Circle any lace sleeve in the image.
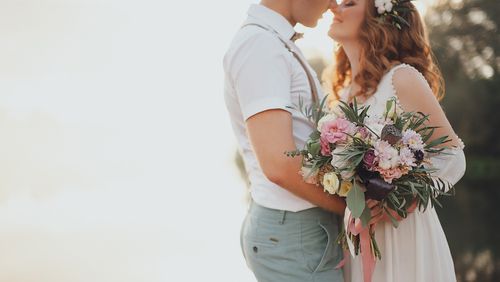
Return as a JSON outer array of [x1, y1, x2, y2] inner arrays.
[[427, 137, 466, 191]]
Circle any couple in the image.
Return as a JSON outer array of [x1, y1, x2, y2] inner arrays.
[[223, 0, 466, 281]]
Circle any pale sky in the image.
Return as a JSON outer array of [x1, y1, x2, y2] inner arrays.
[[0, 0, 437, 281]]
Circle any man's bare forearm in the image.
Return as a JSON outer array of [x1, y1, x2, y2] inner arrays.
[[272, 157, 346, 215]]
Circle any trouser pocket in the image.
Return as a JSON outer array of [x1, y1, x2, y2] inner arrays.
[[301, 221, 340, 273]]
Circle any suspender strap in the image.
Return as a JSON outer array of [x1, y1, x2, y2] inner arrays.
[[240, 22, 319, 105]]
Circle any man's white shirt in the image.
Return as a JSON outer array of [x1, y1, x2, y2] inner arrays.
[[223, 4, 325, 212]]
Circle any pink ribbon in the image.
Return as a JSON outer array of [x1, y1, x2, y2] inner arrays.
[[358, 224, 376, 282], [336, 200, 419, 281], [336, 208, 376, 282]]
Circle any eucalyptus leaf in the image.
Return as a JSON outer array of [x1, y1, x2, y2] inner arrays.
[[360, 205, 372, 227], [347, 181, 366, 218]]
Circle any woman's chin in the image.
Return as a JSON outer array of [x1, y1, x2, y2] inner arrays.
[[328, 28, 340, 40], [328, 27, 351, 42]]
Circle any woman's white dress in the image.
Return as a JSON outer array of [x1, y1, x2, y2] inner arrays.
[[341, 64, 466, 282]]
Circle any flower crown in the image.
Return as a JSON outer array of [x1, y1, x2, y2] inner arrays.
[[375, 0, 414, 30]]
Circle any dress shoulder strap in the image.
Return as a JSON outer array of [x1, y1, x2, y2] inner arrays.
[[387, 63, 430, 97]]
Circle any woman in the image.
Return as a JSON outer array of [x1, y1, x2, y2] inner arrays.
[[328, 0, 466, 281]]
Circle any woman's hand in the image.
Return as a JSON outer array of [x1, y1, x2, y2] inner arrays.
[[367, 199, 385, 225], [367, 198, 418, 225]]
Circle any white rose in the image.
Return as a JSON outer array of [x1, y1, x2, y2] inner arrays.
[[377, 6, 386, 14], [322, 172, 340, 195], [331, 147, 356, 180], [331, 147, 347, 167]]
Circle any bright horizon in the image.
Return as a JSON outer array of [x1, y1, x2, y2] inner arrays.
[[0, 0, 442, 281]]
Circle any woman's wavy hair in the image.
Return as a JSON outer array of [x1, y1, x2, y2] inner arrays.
[[331, 0, 444, 101]]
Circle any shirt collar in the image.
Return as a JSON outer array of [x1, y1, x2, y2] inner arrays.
[[246, 4, 296, 41]]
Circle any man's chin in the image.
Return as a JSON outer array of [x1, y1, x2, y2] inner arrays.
[[302, 21, 319, 28]]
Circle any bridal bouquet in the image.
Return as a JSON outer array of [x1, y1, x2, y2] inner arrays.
[[286, 95, 454, 273]]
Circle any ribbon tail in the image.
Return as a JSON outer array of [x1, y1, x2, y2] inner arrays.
[[344, 207, 356, 257], [360, 227, 376, 282], [335, 249, 352, 270]]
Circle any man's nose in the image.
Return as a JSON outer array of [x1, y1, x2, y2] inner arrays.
[[330, 0, 338, 9], [329, 0, 339, 12]]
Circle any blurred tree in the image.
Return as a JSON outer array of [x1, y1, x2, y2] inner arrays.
[[426, 0, 500, 156], [426, 1, 500, 281]]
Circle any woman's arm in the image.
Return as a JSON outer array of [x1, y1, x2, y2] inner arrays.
[[392, 66, 463, 149], [368, 66, 467, 223], [246, 109, 346, 215], [393, 66, 466, 186]]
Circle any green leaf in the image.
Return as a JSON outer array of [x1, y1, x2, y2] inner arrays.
[[309, 141, 321, 156], [309, 131, 321, 140], [385, 99, 392, 119], [347, 181, 365, 218], [385, 208, 400, 228], [360, 205, 372, 227], [425, 135, 450, 149]]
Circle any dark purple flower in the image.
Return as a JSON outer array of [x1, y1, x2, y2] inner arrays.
[[363, 149, 376, 170], [414, 150, 424, 164], [357, 165, 377, 182], [365, 177, 396, 201]]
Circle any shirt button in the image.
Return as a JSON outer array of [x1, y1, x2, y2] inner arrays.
[[253, 246, 258, 253]]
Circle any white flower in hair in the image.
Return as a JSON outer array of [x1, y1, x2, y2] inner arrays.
[[375, 0, 394, 14], [385, 1, 393, 11]]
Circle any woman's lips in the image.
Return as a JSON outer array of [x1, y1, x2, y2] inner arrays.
[[333, 17, 343, 24]]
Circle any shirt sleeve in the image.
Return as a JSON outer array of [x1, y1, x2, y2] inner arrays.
[[232, 32, 293, 121]]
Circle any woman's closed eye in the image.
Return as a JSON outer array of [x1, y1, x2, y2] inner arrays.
[[342, 0, 355, 7]]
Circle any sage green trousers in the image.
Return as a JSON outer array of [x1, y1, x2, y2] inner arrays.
[[240, 200, 344, 282]]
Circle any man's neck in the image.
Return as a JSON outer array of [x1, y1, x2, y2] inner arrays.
[[260, 0, 297, 26]]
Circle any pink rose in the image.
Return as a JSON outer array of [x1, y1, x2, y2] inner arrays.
[[320, 136, 331, 156], [320, 118, 356, 145]]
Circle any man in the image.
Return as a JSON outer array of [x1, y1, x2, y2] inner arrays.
[[223, 1, 345, 281]]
